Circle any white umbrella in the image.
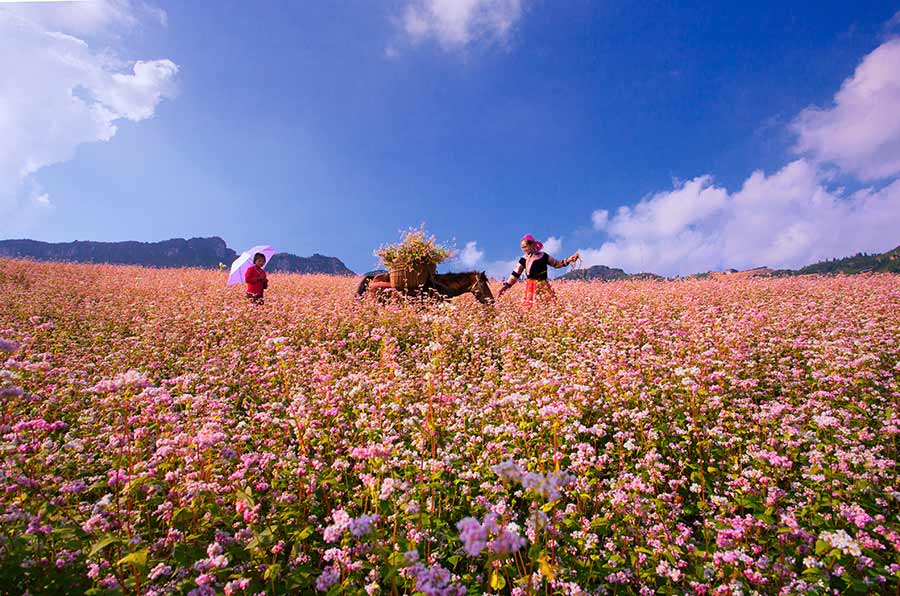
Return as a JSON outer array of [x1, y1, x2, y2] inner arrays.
[[227, 245, 276, 287]]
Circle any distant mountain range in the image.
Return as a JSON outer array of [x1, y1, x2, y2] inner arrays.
[[559, 264, 663, 281], [0, 237, 354, 275], [559, 245, 900, 281], [267, 253, 353, 275]]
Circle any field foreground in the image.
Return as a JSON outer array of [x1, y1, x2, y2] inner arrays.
[[1, 259, 899, 595]]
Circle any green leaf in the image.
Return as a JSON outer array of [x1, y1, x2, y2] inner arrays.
[[537, 552, 555, 580], [295, 525, 314, 541], [265, 563, 282, 580], [52, 525, 77, 540], [117, 548, 148, 568], [256, 527, 275, 547], [89, 535, 121, 557], [489, 570, 506, 590], [814, 540, 830, 555], [850, 579, 869, 592]]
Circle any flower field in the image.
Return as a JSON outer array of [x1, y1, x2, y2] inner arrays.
[[1, 258, 899, 596]]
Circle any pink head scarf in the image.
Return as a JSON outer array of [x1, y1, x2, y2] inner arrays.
[[521, 234, 543, 253]]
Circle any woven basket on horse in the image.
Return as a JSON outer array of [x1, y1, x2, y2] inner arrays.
[[389, 262, 435, 290]]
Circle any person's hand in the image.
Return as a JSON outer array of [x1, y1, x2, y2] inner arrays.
[[497, 283, 510, 299], [567, 253, 580, 265]]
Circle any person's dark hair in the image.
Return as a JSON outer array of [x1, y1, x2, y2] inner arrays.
[[253, 252, 266, 264]]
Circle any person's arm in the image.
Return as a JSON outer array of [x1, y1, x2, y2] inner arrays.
[[548, 254, 579, 268], [498, 261, 525, 297], [547, 254, 566, 268], [245, 267, 260, 283]]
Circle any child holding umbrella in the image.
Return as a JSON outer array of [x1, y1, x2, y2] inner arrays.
[[245, 252, 269, 304]]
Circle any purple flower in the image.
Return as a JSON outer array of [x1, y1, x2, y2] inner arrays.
[[148, 563, 172, 581], [402, 562, 466, 596], [316, 566, 340, 591], [349, 514, 377, 537], [490, 524, 526, 555], [456, 517, 487, 556], [107, 469, 129, 488]]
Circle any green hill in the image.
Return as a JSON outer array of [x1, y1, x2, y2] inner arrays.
[[796, 245, 900, 275]]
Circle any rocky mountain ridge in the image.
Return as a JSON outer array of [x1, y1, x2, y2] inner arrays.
[[0, 237, 354, 275]]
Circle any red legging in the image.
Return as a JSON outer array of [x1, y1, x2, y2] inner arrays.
[[523, 279, 556, 307]]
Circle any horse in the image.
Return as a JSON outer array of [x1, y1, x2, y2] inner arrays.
[[355, 271, 495, 305]]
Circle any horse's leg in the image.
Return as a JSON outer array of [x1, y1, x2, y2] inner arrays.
[[425, 276, 460, 302], [379, 287, 406, 304], [365, 284, 393, 304], [355, 274, 375, 299]]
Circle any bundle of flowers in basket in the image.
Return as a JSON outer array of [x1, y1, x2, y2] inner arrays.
[[375, 226, 454, 289]]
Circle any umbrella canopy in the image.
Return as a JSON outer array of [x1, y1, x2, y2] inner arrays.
[[227, 245, 276, 286]]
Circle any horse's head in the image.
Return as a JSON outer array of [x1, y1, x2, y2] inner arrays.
[[472, 271, 495, 305]]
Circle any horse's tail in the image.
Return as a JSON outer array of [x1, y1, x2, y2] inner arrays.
[[355, 274, 376, 299]]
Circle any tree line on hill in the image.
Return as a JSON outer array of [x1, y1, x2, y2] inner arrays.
[[559, 244, 900, 281]]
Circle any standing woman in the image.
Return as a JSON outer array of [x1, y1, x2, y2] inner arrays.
[[497, 234, 578, 305]]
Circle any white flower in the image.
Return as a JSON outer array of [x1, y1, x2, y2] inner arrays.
[[819, 530, 862, 557]]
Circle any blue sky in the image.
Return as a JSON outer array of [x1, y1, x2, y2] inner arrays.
[[2, 1, 900, 275]]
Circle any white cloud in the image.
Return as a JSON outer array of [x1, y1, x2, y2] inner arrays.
[[484, 257, 520, 280], [0, 2, 177, 227], [1, 0, 132, 35], [0, 0, 167, 36], [591, 209, 609, 230], [606, 176, 728, 242], [578, 160, 900, 276], [578, 38, 900, 276], [400, 0, 523, 50], [792, 38, 900, 180], [457, 240, 484, 267], [100, 59, 179, 120], [452, 240, 516, 279], [542, 235, 562, 255]]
